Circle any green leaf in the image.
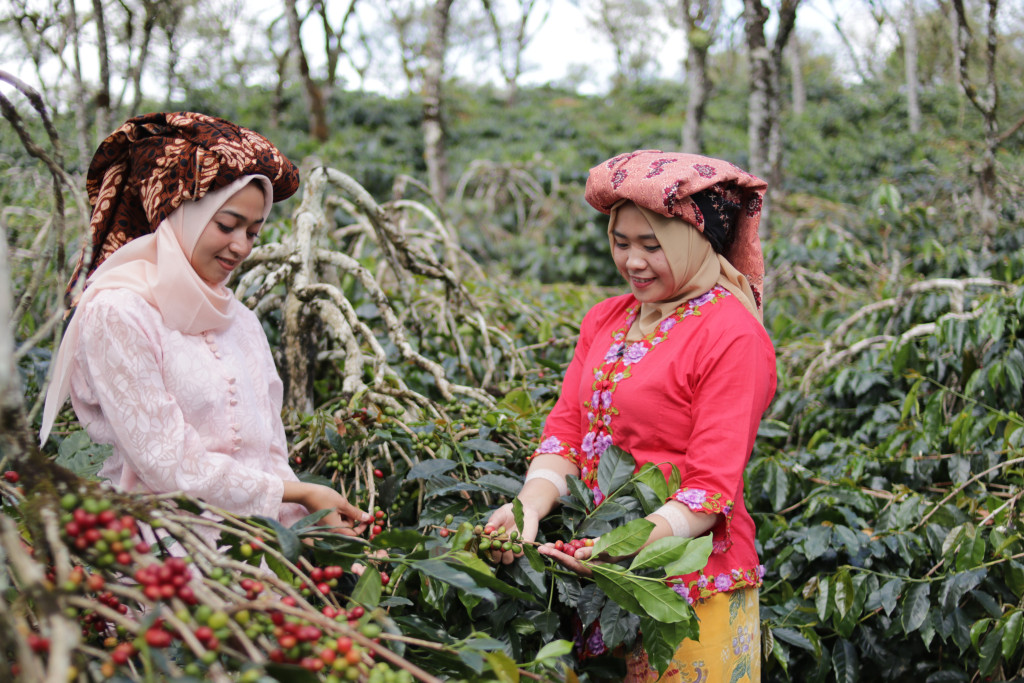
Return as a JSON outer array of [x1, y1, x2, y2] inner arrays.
[[634, 463, 670, 500], [54, 431, 112, 478], [1001, 610, 1022, 660], [979, 627, 1003, 678], [460, 438, 508, 456], [879, 577, 903, 616], [253, 516, 301, 563], [512, 498, 525, 536], [831, 639, 857, 683], [833, 569, 855, 617], [412, 558, 496, 603], [803, 524, 832, 561], [662, 534, 713, 577], [406, 459, 457, 480], [592, 519, 654, 557], [641, 617, 698, 676], [523, 544, 545, 573], [530, 639, 573, 663], [485, 650, 519, 683], [900, 582, 931, 634], [590, 566, 644, 615], [629, 536, 691, 572], [448, 552, 540, 603], [287, 509, 331, 532], [599, 599, 635, 648], [597, 445, 636, 495], [815, 577, 831, 622], [477, 474, 525, 497], [351, 566, 382, 608], [592, 565, 693, 624], [970, 618, 991, 651], [370, 529, 430, 549], [564, 475, 592, 509]]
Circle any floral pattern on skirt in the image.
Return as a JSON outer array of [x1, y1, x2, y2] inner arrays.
[[624, 586, 761, 683]]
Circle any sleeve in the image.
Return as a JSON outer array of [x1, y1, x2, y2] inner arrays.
[[669, 327, 776, 522], [529, 303, 606, 469], [73, 298, 285, 519]]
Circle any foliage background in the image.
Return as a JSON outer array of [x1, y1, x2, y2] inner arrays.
[[3, 0, 1024, 681]]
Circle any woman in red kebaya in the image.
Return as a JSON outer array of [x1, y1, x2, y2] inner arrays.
[[488, 151, 777, 683]]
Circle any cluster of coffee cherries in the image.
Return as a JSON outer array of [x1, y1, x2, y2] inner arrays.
[[473, 523, 523, 557], [296, 564, 345, 597], [368, 508, 387, 541], [266, 597, 387, 679], [552, 538, 595, 555], [58, 492, 149, 569], [133, 556, 198, 604]]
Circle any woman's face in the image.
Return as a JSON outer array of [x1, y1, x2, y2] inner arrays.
[[611, 203, 675, 303], [189, 182, 266, 285]]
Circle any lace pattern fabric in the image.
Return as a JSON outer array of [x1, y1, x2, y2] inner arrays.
[[70, 288, 308, 531]]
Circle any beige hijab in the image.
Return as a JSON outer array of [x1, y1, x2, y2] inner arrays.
[[608, 200, 760, 340], [39, 175, 273, 444]]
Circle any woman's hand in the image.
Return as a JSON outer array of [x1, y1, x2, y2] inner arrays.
[[282, 482, 370, 536], [484, 501, 540, 565], [538, 542, 594, 577]]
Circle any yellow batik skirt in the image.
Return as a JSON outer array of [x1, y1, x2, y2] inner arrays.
[[623, 586, 761, 683]]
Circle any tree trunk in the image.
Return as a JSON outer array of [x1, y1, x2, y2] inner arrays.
[[789, 34, 806, 115], [682, 45, 710, 152], [677, 0, 721, 154], [283, 0, 329, 142], [951, 0, 1000, 223], [91, 0, 112, 140], [743, 0, 771, 182], [422, 0, 454, 201], [65, 0, 91, 161], [904, 0, 921, 134], [130, 2, 158, 115]]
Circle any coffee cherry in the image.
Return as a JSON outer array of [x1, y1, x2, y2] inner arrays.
[[3, 470, 19, 483]]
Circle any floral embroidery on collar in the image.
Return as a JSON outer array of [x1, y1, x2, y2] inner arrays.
[[574, 286, 730, 502]]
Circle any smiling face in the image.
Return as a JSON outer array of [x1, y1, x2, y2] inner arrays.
[[610, 202, 676, 303], [189, 182, 267, 285]]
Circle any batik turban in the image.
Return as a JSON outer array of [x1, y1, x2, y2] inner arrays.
[[585, 150, 768, 311], [70, 111, 300, 293]]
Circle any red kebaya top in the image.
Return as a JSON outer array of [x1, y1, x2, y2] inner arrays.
[[533, 286, 776, 602]]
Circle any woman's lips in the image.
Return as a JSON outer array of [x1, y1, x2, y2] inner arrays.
[[630, 276, 654, 288]]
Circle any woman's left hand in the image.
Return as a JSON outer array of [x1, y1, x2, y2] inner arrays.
[[538, 543, 594, 577]]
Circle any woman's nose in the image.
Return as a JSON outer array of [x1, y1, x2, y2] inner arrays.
[[625, 249, 646, 270], [228, 230, 250, 256]]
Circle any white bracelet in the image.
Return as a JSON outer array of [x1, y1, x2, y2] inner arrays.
[[653, 502, 693, 538], [524, 469, 569, 497]]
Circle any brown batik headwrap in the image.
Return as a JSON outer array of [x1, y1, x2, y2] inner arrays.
[[70, 111, 300, 296], [585, 150, 768, 311]]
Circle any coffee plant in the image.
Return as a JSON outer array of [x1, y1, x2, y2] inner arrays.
[[4, 74, 1024, 682]]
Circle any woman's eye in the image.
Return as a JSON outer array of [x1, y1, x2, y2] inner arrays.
[[644, 245, 661, 253], [247, 232, 259, 241], [217, 223, 233, 234], [614, 242, 628, 249]]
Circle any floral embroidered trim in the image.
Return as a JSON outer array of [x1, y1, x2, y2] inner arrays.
[[529, 436, 581, 470], [671, 487, 736, 554], [575, 287, 729, 506], [672, 564, 765, 605], [531, 287, 729, 507]]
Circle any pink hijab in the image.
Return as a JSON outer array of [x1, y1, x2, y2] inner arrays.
[[39, 175, 273, 443]]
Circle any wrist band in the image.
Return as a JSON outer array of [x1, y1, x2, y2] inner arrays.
[[524, 469, 569, 496], [653, 503, 692, 538]]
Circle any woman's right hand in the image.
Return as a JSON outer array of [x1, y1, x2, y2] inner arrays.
[[485, 501, 540, 565], [283, 481, 371, 536]]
